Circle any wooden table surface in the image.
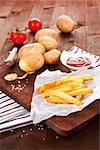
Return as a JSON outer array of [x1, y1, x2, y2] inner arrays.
[[0, 0, 100, 149]]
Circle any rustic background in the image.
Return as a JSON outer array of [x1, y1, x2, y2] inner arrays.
[[0, 0, 100, 63]]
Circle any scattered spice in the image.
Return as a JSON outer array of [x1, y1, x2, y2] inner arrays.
[[11, 129, 14, 132], [42, 137, 46, 140], [18, 84, 21, 87], [11, 84, 15, 91], [18, 80, 21, 83], [10, 82, 26, 93], [26, 78, 29, 84], [40, 124, 43, 127], [26, 133, 28, 136], [55, 136, 59, 139], [30, 128, 33, 131], [21, 135, 24, 138], [22, 130, 25, 133]]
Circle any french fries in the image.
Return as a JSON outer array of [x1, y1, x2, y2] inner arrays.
[[67, 88, 93, 96], [70, 76, 83, 83], [70, 74, 93, 81], [36, 76, 73, 93], [76, 95, 83, 101], [53, 86, 72, 92], [45, 95, 67, 104], [42, 91, 80, 105], [76, 74, 93, 80], [36, 74, 93, 105], [72, 83, 87, 90], [66, 82, 83, 88], [48, 90, 81, 105]]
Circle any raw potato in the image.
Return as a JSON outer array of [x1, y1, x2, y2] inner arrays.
[[56, 15, 79, 33], [38, 36, 57, 51], [35, 28, 58, 41], [43, 49, 61, 64], [19, 51, 44, 72], [18, 43, 45, 60], [30, 43, 46, 54]]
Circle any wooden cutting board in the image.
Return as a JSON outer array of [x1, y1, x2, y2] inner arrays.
[[0, 39, 99, 136]]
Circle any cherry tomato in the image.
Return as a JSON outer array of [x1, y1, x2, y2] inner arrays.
[[28, 18, 42, 32], [10, 28, 26, 44]]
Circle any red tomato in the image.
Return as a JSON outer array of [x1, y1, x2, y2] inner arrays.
[[10, 28, 26, 44], [28, 18, 42, 32]]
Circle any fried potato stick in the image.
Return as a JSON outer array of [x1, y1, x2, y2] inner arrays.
[[72, 84, 87, 90], [45, 95, 67, 104], [71, 74, 93, 81], [53, 86, 72, 92], [36, 76, 73, 93], [67, 88, 93, 96], [50, 83, 71, 90], [76, 95, 83, 101], [70, 77, 83, 83], [48, 90, 80, 105], [66, 82, 82, 88]]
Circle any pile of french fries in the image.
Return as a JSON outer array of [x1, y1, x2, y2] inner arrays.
[[36, 74, 93, 105]]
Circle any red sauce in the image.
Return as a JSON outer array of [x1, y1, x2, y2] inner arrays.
[[66, 57, 91, 67]]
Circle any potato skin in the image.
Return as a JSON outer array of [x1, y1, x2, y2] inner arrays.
[[30, 43, 46, 54], [43, 49, 61, 64], [19, 51, 44, 72], [18, 43, 45, 60], [38, 36, 57, 51], [35, 28, 58, 41], [56, 15, 76, 33]]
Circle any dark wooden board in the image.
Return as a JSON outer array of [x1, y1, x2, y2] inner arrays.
[[46, 100, 99, 136], [0, 39, 99, 136]]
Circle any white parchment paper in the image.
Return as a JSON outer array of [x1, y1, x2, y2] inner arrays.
[[30, 68, 100, 124]]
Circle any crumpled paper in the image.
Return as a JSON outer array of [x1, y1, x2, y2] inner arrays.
[[30, 68, 100, 124]]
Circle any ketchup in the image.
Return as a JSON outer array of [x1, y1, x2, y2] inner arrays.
[[66, 57, 91, 67]]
